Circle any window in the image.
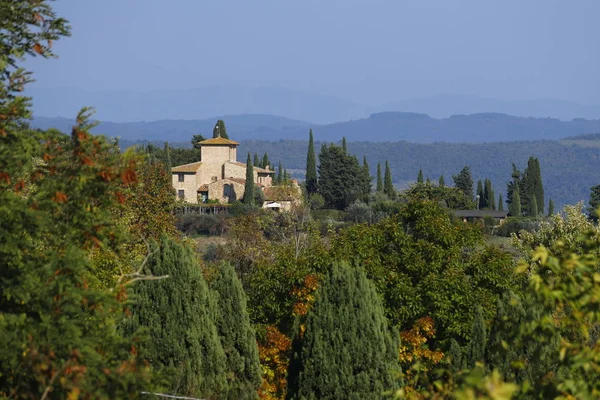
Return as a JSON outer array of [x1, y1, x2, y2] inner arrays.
[[178, 173, 184, 182], [178, 190, 185, 199]]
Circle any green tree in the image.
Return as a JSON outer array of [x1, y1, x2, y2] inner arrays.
[[376, 162, 383, 193], [510, 186, 522, 216], [253, 152, 260, 167], [291, 263, 400, 399], [191, 134, 206, 149], [484, 178, 495, 210], [588, 185, 600, 221], [318, 144, 370, 209], [531, 196, 539, 218], [262, 152, 270, 169], [476, 180, 484, 209], [164, 141, 172, 172], [498, 194, 504, 211], [210, 264, 262, 399], [439, 175, 445, 187], [213, 119, 229, 139], [243, 153, 255, 206], [453, 166, 474, 201], [125, 236, 227, 397], [361, 155, 372, 201], [466, 306, 486, 368], [342, 136, 347, 153], [305, 129, 318, 195], [277, 160, 283, 185], [417, 168, 424, 184], [548, 198, 554, 216], [384, 160, 395, 198]]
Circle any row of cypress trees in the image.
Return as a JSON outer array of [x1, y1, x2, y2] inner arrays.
[[125, 236, 261, 399]]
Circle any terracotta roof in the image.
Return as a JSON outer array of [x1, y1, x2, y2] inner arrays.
[[172, 162, 202, 173], [226, 161, 275, 174], [198, 184, 208, 191], [263, 185, 301, 201], [199, 137, 240, 146], [224, 177, 265, 187]]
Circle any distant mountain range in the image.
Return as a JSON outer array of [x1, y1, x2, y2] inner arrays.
[[31, 112, 600, 144], [26, 86, 600, 124]]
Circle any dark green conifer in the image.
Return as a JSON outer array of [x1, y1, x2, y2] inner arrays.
[[306, 129, 318, 194], [262, 153, 270, 169], [511, 187, 522, 216], [164, 142, 172, 172], [292, 264, 400, 399], [466, 306, 486, 369], [426, 177, 431, 185], [548, 198, 554, 216], [242, 153, 255, 206], [447, 339, 464, 372], [253, 152, 260, 167], [192, 134, 206, 149], [588, 185, 600, 221], [384, 160, 394, 198], [531, 196, 539, 217], [417, 169, 424, 184], [453, 166, 474, 201], [342, 136, 347, 153], [498, 194, 504, 211], [477, 180, 484, 209], [126, 236, 227, 397], [211, 264, 262, 399], [213, 119, 229, 139], [376, 162, 383, 193], [277, 161, 283, 185], [439, 175, 445, 187]]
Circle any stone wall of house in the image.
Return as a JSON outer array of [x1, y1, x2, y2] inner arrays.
[[207, 178, 246, 203], [172, 172, 200, 203], [201, 145, 236, 165], [223, 162, 273, 186]]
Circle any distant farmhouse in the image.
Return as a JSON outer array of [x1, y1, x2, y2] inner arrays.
[[171, 135, 299, 210]]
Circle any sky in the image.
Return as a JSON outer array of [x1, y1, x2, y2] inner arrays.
[[26, 0, 600, 106]]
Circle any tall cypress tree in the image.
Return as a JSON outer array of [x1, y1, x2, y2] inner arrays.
[[342, 136, 347, 153], [498, 194, 504, 211], [548, 198, 554, 216], [384, 160, 394, 198], [447, 339, 464, 372], [262, 153, 270, 169], [466, 306, 486, 369], [376, 162, 383, 193], [534, 158, 544, 215], [511, 187, 522, 217], [291, 264, 400, 399], [213, 119, 229, 139], [417, 168, 424, 184], [306, 129, 318, 194], [253, 152, 260, 167], [439, 175, 445, 187], [277, 161, 283, 185], [211, 264, 262, 399], [362, 156, 372, 200], [531, 196, 539, 218], [484, 179, 495, 210], [477, 180, 484, 209], [126, 236, 227, 397], [164, 142, 172, 172], [242, 153, 255, 206]]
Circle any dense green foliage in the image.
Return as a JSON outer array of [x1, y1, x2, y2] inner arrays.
[[384, 160, 395, 198], [290, 263, 400, 400], [453, 166, 474, 200], [213, 119, 229, 139], [376, 162, 383, 192], [124, 236, 227, 397], [305, 129, 318, 195], [243, 153, 255, 206], [211, 263, 262, 399], [589, 184, 600, 221]]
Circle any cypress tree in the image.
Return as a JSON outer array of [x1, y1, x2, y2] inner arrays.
[[453, 166, 474, 201], [447, 339, 464, 372], [548, 198, 554, 216], [213, 119, 229, 139], [531, 196, 539, 218], [126, 236, 227, 397], [164, 142, 172, 172], [211, 264, 262, 399], [262, 153, 270, 169], [242, 153, 255, 206], [498, 194, 504, 211], [342, 136, 347, 153], [484, 179, 495, 210], [361, 156, 372, 200], [253, 152, 260, 167], [384, 160, 394, 198], [426, 177, 431, 185], [439, 175, 445, 187], [292, 264, 400, 399], [511, 187, 522, 217], [277, 161, 283, 185], [466, 306, 486, 369], [477, 180, 484, 209], [376, 162, 383, 193], [306, 129, 318, 194], [417, 169, 424, 184], [534, 158, 544, 215], [284, 168, 289, 184]]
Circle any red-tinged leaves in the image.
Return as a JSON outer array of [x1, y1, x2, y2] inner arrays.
[[0, 172, 10, 185], [53, 191, 68, 203], [115, 191, 125, 204], [33, 43, 43, 55], [14, 180, 25, 193], [121, 168, 137, 185]]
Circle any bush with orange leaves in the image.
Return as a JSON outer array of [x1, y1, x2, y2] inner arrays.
[[257, 326, 292, 400]]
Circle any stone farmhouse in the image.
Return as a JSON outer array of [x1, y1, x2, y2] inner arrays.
[[171, 136, 275, 204]]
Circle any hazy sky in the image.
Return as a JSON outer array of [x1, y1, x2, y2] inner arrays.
[[26, 0, 600, 105]]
